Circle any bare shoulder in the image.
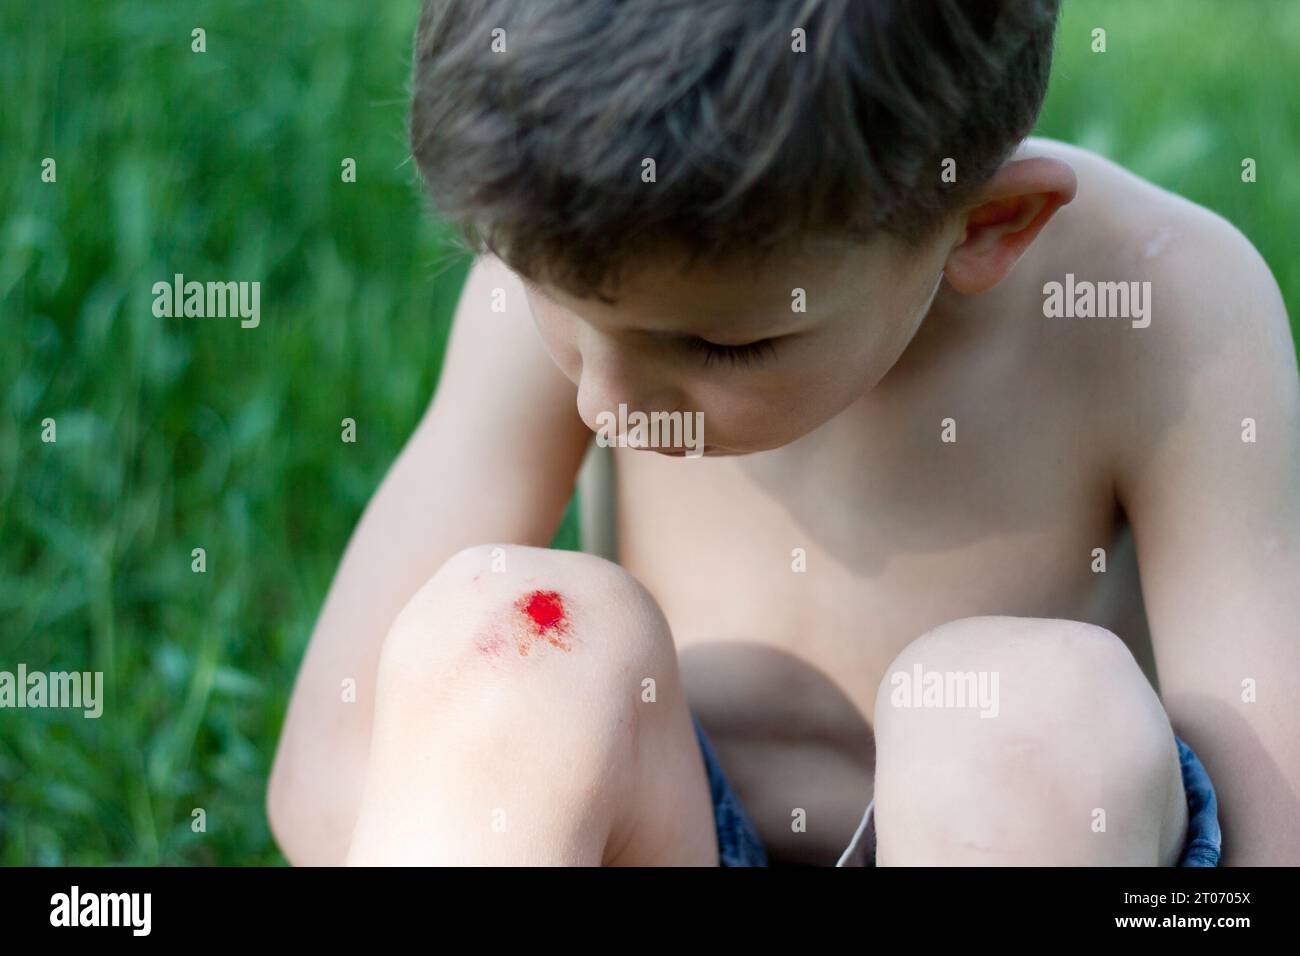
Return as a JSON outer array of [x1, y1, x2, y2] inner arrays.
[[1027, 136, 1289, 339], [1011, 138, 1297, 511], [1020, 137, 1295, 407]]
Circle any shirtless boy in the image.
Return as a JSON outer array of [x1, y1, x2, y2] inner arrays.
[[268, 0, 1300, 866]]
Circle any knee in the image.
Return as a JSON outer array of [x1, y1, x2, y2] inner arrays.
[[874, 615, 1166, 736], [872, 616, 1180, 862], [376, 544, 681, 721]]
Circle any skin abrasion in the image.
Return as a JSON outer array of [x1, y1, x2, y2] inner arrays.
[[475, 589, 574, 657]]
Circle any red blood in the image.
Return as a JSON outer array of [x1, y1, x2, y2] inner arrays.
[[523, 590, 565, 631], [512, 590, 572, 654]]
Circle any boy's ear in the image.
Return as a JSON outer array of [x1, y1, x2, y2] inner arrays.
[[943, 157, 1078, 294]]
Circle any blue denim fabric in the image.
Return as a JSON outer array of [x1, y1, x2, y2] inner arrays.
[[690, 714, 767, 866], [693, 714, 1221, 867], [1175, 734, 1222, 866]]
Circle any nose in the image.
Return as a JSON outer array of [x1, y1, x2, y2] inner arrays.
[[574, 343, 681, 437]]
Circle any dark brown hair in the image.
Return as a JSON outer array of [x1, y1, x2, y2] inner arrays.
[[411, 0, 1060, 297]]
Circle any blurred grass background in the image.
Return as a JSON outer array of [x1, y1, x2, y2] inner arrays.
[[1, 0, 1296, 865]]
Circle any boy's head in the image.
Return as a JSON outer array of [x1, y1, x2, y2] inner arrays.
[[411, 0, 1070, 454]]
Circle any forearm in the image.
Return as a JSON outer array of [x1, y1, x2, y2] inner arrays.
[[1164, 693, 1300, 866], [1150, 556, 1300, 866]]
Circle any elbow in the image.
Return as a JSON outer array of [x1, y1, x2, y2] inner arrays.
[[266, 752, 305, 866], [266, 734, 358, 867], [266, 743, 330, 867]]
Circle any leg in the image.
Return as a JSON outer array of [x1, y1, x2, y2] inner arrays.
[[872, 616, 1188, 866], [346, 544, 717, 865]]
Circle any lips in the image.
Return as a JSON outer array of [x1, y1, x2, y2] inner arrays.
[[646, 445, 712, 457]]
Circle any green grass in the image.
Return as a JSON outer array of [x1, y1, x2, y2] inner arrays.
[[1, 0, 1295, 865], [1037, 1, 1300, 320]]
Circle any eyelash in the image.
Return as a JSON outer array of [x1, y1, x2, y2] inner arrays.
[[688, 337, 780, 368]]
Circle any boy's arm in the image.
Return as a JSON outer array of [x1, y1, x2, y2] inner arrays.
[[267, 255, 591, 866], [1116, 215, 1300, 865]]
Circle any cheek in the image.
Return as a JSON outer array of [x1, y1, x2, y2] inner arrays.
[[829, 290, 933, 389], [788, 361, 870, 425], [738, 335, 879, 441], [694, 365, 849, 449]]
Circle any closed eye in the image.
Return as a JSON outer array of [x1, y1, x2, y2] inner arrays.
[[687, 337, 780, 368]]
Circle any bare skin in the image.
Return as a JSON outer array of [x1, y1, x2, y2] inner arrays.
[[269, 137, 1300, 866]]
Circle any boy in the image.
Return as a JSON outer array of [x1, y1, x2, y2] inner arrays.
[[268, 0, 1300, 865]]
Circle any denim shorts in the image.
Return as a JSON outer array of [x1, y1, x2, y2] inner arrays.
[[691, 713, 1222, 867]]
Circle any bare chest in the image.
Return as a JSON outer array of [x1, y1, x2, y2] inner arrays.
[[610, 416, 1150, 861]]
